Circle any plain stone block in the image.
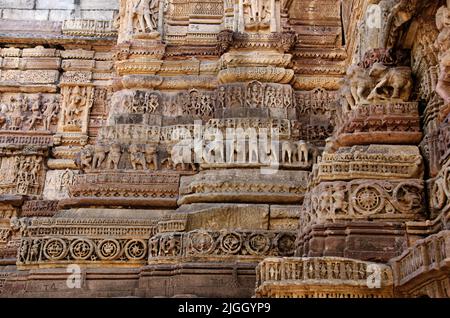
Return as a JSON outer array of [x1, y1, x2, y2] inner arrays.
[[2, 9, 49, 20], [80, 9, 115, 20], [0, 0, 35, 9], [49, 9, 73, 21], [36, 0, 75, 10], [80, 0, 119, 10]]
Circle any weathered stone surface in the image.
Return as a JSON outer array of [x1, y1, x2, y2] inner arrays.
[[0, 0, 448, 299], [176, 203, 269, 231]]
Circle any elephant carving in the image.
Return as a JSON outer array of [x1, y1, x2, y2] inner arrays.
[[296, 140, 308, 164], [282, 141, 294, 164]]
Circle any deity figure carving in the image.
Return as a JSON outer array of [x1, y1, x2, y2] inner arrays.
[[435, 4, 450, 103], [131, 0, 159, 34], [243, 0, 272, 31], [79, 146, 93, 170], [27, 94, 42, 130], [64, 86, 86, 127], [106, 144, 122, 170], [42, 97, 60, 131], [9, 95, 26, 130], [129, 144, 147, 170]]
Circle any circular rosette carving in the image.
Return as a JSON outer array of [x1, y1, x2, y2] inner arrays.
[[96, 239, 121, 260], [245, 233, 271, 256], [124, 239, 147, 260], [274, 233, 296, 256], [352, 184, 385, 215], [393, 182, 423, 213], [431, 179, 447, 210], [69, 239, 94, 260], [219, 232, 242, 254], [43, 238, 68, 261], [188, 230, 215, 255]]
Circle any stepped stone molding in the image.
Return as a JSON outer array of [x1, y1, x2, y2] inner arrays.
[[62, 19, 118, 38], [334, 102, 422, 146], [314, 145, 424, 183], [179, 169, 308, 205], [63, 171, 180, 208]]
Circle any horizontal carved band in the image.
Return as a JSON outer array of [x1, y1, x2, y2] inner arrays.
[[149, 230, 296, 259]]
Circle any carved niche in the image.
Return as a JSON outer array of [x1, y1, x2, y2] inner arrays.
[[58, 85, 94, 134]]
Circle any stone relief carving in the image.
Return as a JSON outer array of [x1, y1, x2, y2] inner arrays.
[[59, 85, 94, 133], [43, 169, 78, 200], [132, 0, 160, 34], [0, 154, 45, 196], [0, 94, 59, 131], [149, 230, 296, 258], [435, 3, 450, 104]]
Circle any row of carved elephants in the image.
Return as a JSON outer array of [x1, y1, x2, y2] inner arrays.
[[77, 137, 316, 172], [16, 229, 296, 265]]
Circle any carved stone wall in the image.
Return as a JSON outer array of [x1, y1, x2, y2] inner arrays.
[[0, 0, 449, 299]]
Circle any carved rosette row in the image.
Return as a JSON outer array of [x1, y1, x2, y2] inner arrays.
[[148, 230, 297, 259], [299, 179, 425, 231], [17, 237, 149, 265]]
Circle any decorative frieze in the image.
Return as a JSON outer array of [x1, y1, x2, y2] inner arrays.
[[148, 229, 296, 259], [255, 257, 393, 298]]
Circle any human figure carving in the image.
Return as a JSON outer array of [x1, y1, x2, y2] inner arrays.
[[27, 95, 42, 130], [42, 97, 59, 131], [243, 0, 271, 31], [65, 86, 85, 126], [79, 146, 93, 170], [129, 144, 146, 170], [144, 144, 159, 170], [132, 0, 159, 34], [106, 144, 122, 170]]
